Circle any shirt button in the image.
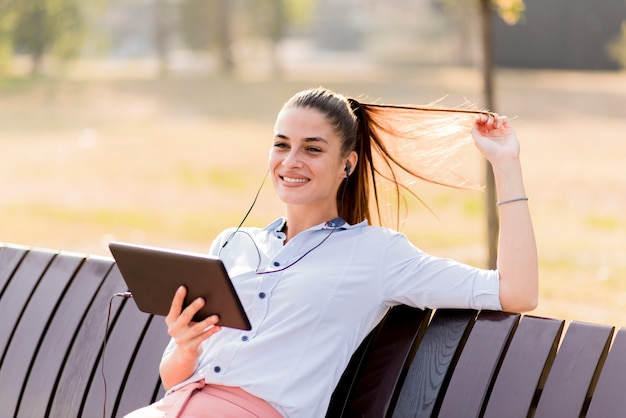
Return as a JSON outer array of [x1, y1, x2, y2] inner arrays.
[[273, 261, 280, 267], [259, 292, 266, 299], [241, 336, 249, 342], [214, 366, 221, 373]]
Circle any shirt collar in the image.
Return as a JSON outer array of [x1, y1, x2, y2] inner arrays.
[[263, 217, 367, 237]]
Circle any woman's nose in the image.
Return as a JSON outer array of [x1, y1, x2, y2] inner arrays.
[[282, 150, 301, 168]]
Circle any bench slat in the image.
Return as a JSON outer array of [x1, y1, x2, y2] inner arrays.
[[155, 376, 167, 401], [392, 309, 477, 418], [576, 327, 626, 418], [48, 265, 127, 417], [0, 244, 28, 292], [1, 252, 83, 417], [18, 255, 114, 418], [533, 321, 614, 418], [82, 274, 154, 417], [437, 310, 520, 418], [0, 249, 56, 387], [483, 315, 564, 418], [115, 313, 170, 416], [345, 305, 430, 417]]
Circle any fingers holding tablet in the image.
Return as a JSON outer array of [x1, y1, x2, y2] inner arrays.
[[166, 286, 187, 323], [166, 286, 222, 352]]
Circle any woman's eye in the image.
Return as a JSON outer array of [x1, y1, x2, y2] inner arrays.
[[273, 141, 288, 149], [306, 147, 322, 153]]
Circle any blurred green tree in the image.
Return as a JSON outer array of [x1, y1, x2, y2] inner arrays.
[[178, 0, 233, 74], [283, 0, 315, 30], [177, 0, 211, 51], [1, 0, 86, 76], [242, 0, 286, 77], [0, 5, 16, 74], [178, 0, 290, 76]]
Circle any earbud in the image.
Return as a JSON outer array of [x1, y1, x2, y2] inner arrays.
[[345, 163, 351, 178]]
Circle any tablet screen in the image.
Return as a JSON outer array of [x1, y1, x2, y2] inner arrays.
[[109, 241, 251, 330]]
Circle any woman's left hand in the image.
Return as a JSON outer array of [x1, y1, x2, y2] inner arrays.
[[471, 113, 520, 164]]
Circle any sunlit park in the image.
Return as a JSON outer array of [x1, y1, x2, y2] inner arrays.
[[2, 0, 626, 331]]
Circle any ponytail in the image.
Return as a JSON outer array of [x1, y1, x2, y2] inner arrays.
[[346, 99, 494, 228], [282, 87, 493, 229]]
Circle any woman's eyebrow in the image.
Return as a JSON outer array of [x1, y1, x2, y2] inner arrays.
[[303, 136, 328, 144], [274, 133, 328, 144]]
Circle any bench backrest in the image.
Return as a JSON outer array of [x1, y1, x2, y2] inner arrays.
[[1, 244, 626, 417], [0, 244, 170, 417]]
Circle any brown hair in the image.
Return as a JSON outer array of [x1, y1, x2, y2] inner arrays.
[[282, 87, 493, 227]]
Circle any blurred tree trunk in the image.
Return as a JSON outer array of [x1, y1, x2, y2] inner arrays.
[[216, 0, 233, 74], [440, 0, 525, 268], [0, 19, 12, 74], [479, 0, 498, 269], [153, 0, 170, 78], [268, 0, 285, 79], [31, 51, 44, 76]]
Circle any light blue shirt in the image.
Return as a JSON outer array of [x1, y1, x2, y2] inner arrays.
[[163, 217, 501, 417]]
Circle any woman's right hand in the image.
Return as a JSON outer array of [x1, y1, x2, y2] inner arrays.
[[160, 286, 222, 390], [166, 285, 222, 357]]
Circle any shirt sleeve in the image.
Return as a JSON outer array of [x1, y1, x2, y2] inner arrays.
[[381, 233, 502, 310], [208, 228, 238, 256]]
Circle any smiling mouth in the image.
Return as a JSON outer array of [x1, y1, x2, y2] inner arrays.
[[281, 176, 309, 184]]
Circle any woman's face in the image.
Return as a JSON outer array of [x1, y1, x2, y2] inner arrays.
[[270, 106, 352, 214]]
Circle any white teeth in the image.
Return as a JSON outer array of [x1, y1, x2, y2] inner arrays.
[[283, 177, 308, 183]]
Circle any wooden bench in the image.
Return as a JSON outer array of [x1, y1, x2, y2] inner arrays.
[[1, 242, 625, 418]]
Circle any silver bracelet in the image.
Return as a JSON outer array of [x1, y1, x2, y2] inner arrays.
[[497, 197, 529, 206]]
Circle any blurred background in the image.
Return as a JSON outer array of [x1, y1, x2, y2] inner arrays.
[[1, 0, 625, 325]]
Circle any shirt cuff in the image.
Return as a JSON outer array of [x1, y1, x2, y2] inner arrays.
[[472, 269, 502, 310]]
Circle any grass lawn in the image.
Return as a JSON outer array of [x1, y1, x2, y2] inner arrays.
[[2, 62, 625, 326]]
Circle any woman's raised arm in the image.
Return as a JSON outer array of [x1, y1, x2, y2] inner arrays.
[[472, 114, 538, 312]]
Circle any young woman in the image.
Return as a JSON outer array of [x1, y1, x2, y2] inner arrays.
[[126, 87, 537, 417]]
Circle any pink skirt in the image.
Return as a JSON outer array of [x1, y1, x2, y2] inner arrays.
[[123, 381, 282, 418]]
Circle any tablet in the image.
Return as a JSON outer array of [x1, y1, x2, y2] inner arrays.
[[109, 241, 251, 330]]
